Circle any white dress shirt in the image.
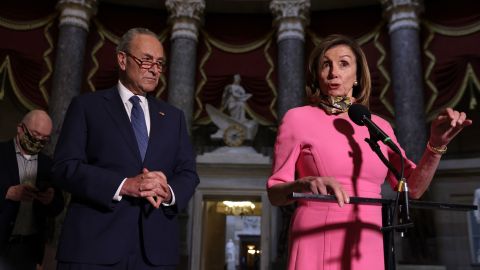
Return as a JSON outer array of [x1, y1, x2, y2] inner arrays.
[[12, 139, 38, 235], [113, 81, 175, 206]]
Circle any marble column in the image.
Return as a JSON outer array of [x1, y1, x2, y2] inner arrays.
[[269, 3, 309, 268], [165, 0, 205, 132], [46, 0, 97, 156], [382, 0, 426, 162], [382, 2, 439, 267], [270, 0, 310, 120]]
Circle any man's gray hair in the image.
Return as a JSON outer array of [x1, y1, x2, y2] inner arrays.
[[116, 28, 159, 53]]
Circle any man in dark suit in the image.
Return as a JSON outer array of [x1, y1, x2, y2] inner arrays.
[[52, 27, 199, 269], [0, 110, 64, 270]]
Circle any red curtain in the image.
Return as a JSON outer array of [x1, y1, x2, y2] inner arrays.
[[0, 0, 479, 126]]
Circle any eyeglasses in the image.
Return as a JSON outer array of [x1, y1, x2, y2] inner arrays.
[[123, 51, 167, 72]]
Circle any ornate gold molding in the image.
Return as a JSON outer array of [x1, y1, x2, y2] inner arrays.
[[424, 20, 480, 36], [0, 56, 38, 110], [422, 19, 480, 119], [0, 14, 57, 109], [205, 31, 273, 53], [426, 63, 480, 121], [87, 29, 105, 92], [264, 38, 278, 122], [193, 36, 212, 123], [372, 26, 394, 117], [38, 21, 55, 105], [0, 14, 57, 30]]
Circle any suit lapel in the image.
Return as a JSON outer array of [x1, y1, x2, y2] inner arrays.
[[144, 96, 168, 163], [103, 88, 142, 161], [5, 140, 20, 185]]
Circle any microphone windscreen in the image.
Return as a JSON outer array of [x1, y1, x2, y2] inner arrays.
[[348, 104, 371, 126]]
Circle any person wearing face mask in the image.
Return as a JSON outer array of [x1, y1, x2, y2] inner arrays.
[[266, 34, 472, 270], [0, 110, 64, 270]]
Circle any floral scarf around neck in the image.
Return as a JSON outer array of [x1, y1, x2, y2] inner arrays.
[[318, 95, 354, 115]]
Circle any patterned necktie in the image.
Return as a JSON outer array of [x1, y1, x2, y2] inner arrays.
[[129, 96, 148, 161]]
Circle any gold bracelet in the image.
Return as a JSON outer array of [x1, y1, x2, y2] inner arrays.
[[427, 141, 447, 155]]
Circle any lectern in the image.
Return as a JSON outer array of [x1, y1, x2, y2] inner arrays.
[[289, 192, 477, 270]]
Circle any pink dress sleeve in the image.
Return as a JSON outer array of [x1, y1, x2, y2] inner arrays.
[[267, 109, 302, 188]]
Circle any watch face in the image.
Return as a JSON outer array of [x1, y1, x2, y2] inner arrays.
[[223, 124, 246, 147]]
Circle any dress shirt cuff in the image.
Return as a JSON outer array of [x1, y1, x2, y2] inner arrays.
[[162, 185, 176, 206], [113, 178, 127, 201]]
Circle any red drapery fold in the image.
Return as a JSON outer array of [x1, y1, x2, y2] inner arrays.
[[194, 14, 277, 125]]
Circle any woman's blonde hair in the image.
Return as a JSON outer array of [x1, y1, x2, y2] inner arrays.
[[306, 34, 372, 107]]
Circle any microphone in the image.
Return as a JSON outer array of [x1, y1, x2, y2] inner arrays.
[[349, 104, 413, 236], [348, 104, 401, 154]]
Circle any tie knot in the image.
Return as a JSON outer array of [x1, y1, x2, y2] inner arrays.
[[129, 95, 141, 106]]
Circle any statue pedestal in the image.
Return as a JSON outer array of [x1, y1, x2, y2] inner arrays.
[[196, 146, 270, 165]]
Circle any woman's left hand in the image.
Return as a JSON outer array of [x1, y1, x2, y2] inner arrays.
[[429, 107, 472, 147]]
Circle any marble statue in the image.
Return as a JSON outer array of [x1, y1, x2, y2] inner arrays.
[[206, 74, 258, 146]]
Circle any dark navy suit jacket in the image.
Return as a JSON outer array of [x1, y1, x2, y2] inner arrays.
[[52, 87, 199, 265], [0, 140, 64, 259]]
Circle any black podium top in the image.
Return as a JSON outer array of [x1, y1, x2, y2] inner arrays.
[[289, 192, 477, 211]]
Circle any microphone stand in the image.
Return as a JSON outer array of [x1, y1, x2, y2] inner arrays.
[[363, 122, 414, 234], [364, 127, 415, 270]]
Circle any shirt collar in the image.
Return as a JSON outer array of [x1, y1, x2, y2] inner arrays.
[[117, 81, 147, 105]]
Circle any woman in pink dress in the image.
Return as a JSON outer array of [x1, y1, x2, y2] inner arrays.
[[267, 34, 472, 270]]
